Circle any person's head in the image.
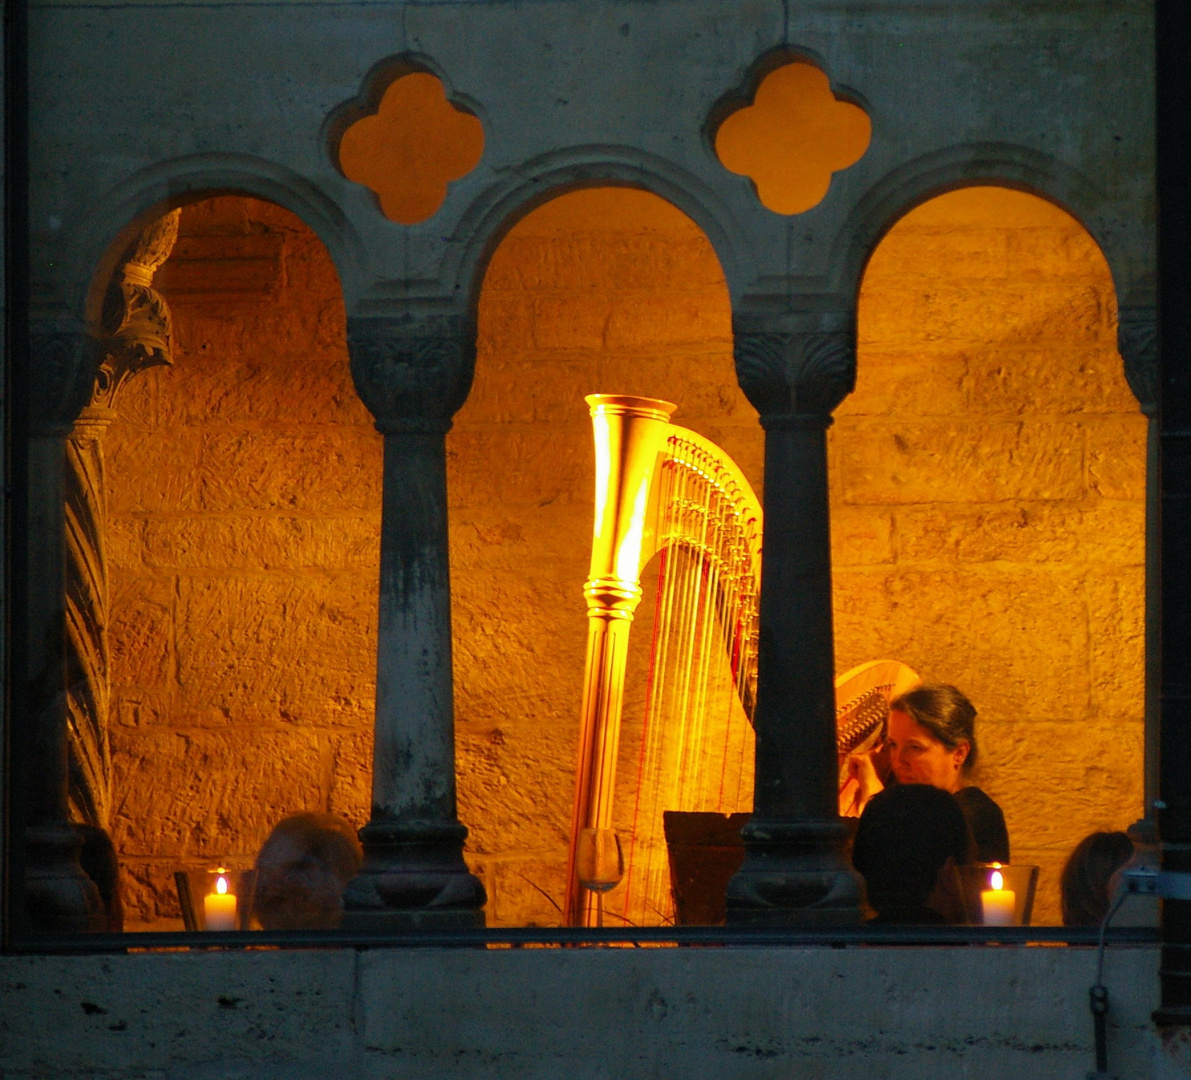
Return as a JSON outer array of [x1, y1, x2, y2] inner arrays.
[[886, 684, 978, 793], [253, 813, 363, 930], [1061, 831, 1134, 927], [852, 784, 971, 923]]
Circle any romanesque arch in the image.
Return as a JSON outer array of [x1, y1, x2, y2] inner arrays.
[[451, 184, 754, 925], [73, 192, 378, 929], [834, 184, 1145, 922]]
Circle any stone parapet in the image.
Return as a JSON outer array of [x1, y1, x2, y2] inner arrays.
[[0, 945, 1161, 1078]]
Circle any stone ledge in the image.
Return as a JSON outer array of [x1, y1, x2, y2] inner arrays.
[[0, 944, 1160, 1079]]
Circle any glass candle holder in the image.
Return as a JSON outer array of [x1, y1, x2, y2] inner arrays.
[[174, 869, 256, 931], [959, 862, 1039, 926]]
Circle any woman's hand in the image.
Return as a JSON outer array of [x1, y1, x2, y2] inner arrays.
[[840, 749, 885, 817]]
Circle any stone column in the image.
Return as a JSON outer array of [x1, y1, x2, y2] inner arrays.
[[1117, 304, 1159, 828], [725, 311, 863, 925], [342, 313, 486, 929], [66, 210, 179, 834], [20, 317, 106, 932]]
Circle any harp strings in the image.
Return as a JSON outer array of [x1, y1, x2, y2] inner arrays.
[[614, 434, 760, 927]]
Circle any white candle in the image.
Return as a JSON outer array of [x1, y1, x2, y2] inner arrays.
[[981, 869, 1016, 926], [204, 874, 238, 931]]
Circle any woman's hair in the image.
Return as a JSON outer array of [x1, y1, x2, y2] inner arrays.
[[1060, 831, 1134, 927], [889, 683, 979, 772]]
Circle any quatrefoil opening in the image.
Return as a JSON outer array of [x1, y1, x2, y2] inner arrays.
[[715, 62, 871, 215], [337, 72, 484, 226]]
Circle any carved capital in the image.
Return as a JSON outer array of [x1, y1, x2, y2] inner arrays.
[[347, 313, 476, 431], [1118, 304, 1158, 416], [28, 318, 101, 435], [733, 316, 855, 421], [94, 210, 180, 410]]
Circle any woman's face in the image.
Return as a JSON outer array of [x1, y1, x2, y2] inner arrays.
[[885, 708, 969, 792]]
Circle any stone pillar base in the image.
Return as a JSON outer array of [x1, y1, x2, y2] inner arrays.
[[725, 819, 862, 926], [343, 821, 486, 930], [24, 824, 106, 933]]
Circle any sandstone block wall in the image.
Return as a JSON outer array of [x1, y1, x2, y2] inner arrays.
[[836, 187, 1145, 924], [101, 185, 1143, 930], [105, 197, 381, 927]]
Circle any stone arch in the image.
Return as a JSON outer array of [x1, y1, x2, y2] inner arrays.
[[833, 143, 1141, 314], [71, 154, 365, 335], [447, 147, 753, 318], [450, 185, 755, 926], [68, 193, 379, 928], [831, 184, 1146, 923]]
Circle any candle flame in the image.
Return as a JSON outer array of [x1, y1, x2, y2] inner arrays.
[[990, 870, 1004, 891], [215, 875, 229, 895]]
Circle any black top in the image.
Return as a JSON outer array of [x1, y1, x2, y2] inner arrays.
[[868, 905, 949, 926], [954, 786, 1010, 863]]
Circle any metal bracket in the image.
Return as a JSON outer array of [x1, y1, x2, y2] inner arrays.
[[1121, 869, 1191, 899]]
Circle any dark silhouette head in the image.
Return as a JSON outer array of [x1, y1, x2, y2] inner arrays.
[[852, 783, 971, 923], [1060, 831, 1134, 927], [253, 812, 363, 930]]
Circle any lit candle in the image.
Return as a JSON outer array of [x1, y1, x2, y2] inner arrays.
[[204, 873, 237, 931], [981, 868, 1016, 926]]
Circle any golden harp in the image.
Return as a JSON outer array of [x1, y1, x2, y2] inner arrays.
[[566, 394, 917, 927]]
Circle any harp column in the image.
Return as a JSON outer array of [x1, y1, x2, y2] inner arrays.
[[726, 310, 864, 925], [343, 312, 486, 929]]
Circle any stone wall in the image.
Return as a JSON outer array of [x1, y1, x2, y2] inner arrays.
[[104, 197, 381, 928], [102, 185, 1143, 930], [835, 186, 1146, 924]]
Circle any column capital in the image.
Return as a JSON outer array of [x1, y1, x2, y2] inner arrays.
[[1118, 304, 1158, 417], [346, 312, 476, 432], [732, 312, 856, 422], [91, 209, 180, 413]]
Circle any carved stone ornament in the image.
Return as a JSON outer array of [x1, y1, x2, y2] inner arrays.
[[59, 211, 180, 831], [346, 313, 477, 430], [1117, 304, 1158, 416], [65, 433, 112, 828], [93, 209, 181, 410], [733, 324, 856, 422]]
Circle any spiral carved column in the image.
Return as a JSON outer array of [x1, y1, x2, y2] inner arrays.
[[19, 212, 178, 933], [64, 210, 179, 836]]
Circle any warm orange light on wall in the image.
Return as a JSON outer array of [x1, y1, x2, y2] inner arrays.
[[715, 62, 870, 215], [338, 72, 484, 225]]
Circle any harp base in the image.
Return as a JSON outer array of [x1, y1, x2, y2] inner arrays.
[[343, 820, 487, 929], [724, 818, 863, 926]]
